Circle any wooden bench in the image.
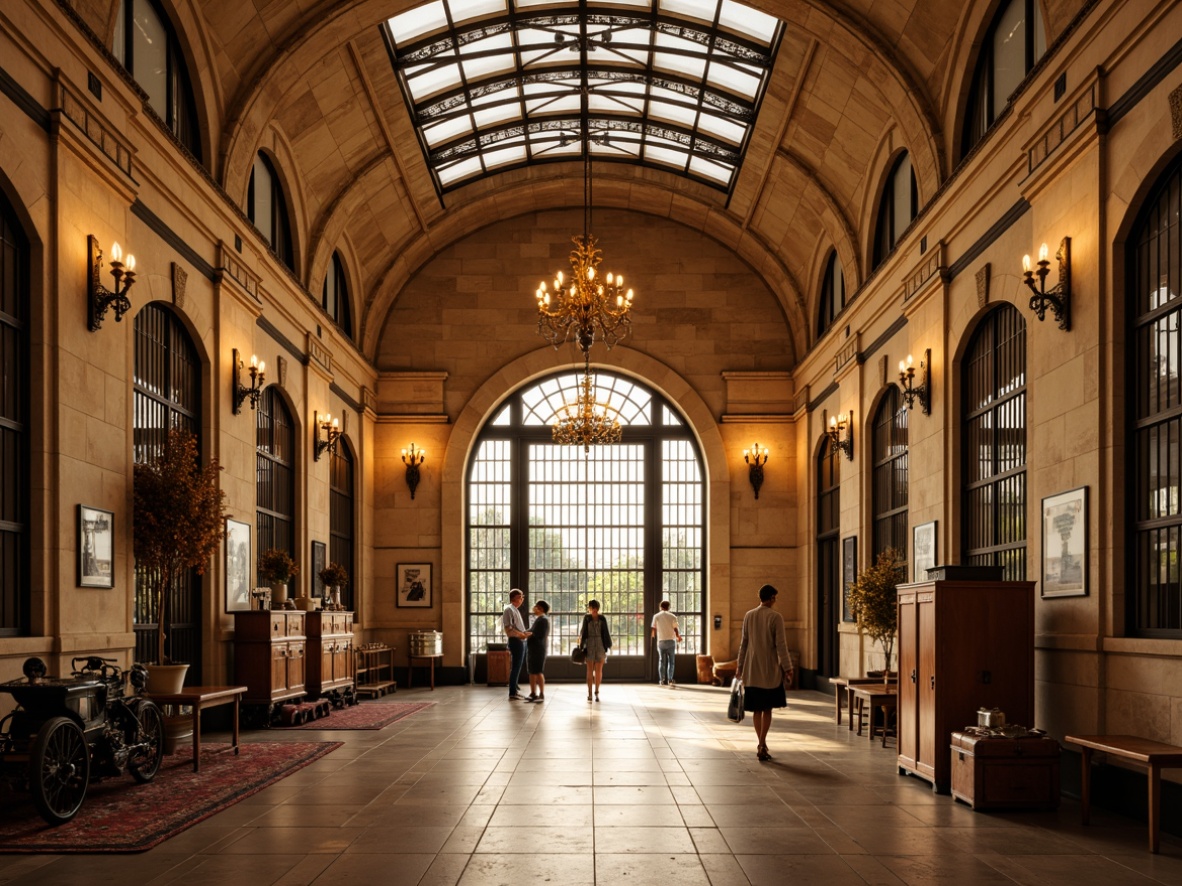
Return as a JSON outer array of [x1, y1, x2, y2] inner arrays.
[[1065, 734, 1182, 853]]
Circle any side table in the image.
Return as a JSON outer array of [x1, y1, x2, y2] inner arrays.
[[148, 685, 248, 772], [408, 653, 443, 690]]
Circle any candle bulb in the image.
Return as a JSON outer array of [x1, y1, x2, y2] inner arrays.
[[1039, 243, 1049, 262], [110, 242, 122, 262], [1022, 254, 1031, 273]]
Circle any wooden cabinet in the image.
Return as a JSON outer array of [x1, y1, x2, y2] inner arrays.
[[305, 611, 354, 699], [896, 577, 1035, 792], [234, 611, 307, 705]]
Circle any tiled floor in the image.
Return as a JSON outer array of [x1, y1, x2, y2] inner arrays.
[[2, 684, 1180, 885]]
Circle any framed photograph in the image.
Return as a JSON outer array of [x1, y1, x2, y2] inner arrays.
[[1042, 486, 1088, 598], [225, 518, 252, 612], [396, 563, 432, 608], [312, 540, 327, 600], [841, 536, 857, 622], [912, 521, 937, 581], [78, 505, 114, 588]]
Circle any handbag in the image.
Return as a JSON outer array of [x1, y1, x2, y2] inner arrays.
[[570, 644, 587, 665], [727, 677, 745, 723]]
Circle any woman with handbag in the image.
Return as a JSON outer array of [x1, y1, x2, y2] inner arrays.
[[736, 584, 793, 761], [579, 599, 612, 702]]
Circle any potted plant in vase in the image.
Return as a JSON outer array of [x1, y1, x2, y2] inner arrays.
[[847, 547, 906, 680], [133, 427, 226, 693], [260, 548, 299, 607], [318, 562, 349, 610]]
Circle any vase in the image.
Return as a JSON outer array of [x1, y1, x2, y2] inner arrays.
[[270, 581, 288, 606], [294, 594, 315, 611], [162, 713, 193, 755], [331, 586, 341, 607], [145, 662, 189, 694]]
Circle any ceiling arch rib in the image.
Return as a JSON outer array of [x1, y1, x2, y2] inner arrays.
[[385, 0, 784, 196]]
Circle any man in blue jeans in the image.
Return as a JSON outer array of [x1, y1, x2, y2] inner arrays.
[[650, 600, 681, 686], [502, 588, 531, 700]]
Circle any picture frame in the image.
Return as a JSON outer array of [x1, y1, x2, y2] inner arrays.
[[225, 518, 252, 611], [841, 536, 857, 622], [396, 563, 432, 608], [912, 521, 937, 581], [312, 540, 327, 601], [1042, 486, 1088, 598], [77, 505, 115, 588]]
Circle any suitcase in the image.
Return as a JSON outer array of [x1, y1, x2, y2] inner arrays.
[[951, 731, 1061, 810]]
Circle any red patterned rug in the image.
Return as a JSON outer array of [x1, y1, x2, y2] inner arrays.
[[283, 700, 434, 730], [0, 740, 340, 853]]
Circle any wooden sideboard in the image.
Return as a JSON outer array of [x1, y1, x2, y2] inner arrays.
[[233, 611, 307, 706], [305, 611, 355, 700]]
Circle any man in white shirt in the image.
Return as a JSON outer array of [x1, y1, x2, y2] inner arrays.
[[503, 588, 530, 700], [650, 600, 681, 686]]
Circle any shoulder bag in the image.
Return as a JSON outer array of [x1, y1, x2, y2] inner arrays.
[[727, 677, 745, 723], [571, 644, 587, 665]]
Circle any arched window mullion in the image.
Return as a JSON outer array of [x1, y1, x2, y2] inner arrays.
[[0, 193, 29, 636]]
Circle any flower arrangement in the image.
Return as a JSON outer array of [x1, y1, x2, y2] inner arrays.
[[847, 547, 906, 674], [260, 548, 299, 584], [319, 562, 349, 588]]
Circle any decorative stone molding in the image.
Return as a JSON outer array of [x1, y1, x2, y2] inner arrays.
[[308, 332, 333, 377], [792, 386, 811, 417], [719, 371, 793, 422], [377, 371, 450, 421], [976, 263, 991, 307], [171, 262, 187, 309], [277, 355, 288, 388], [835, 336, 859, 375], [58, 79, 134, 180], [217, 241, 263, 303], [362, 386, 378, 418], [1025, 78, 1099, 178], [903, 241, 946, 303], [1171, 84, 1182, 141]]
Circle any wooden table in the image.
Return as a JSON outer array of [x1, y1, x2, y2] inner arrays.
[[407, 653, 443, 690], [851, 685, 897, 746], [834, 677, 896, 729], [1065, 734, 1182, 853], [149, 685, 248, 772]]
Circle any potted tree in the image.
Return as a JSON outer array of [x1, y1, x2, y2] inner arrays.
[[260, 548, 299, 607], [319, 562, 349, 609], [847, 547, 906, 679], [133, 427, 226, 692]]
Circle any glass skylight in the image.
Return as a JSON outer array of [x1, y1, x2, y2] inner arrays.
[[385, 0, 783, 196]]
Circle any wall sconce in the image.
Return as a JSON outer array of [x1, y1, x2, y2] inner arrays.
[[743, 442, 769, 499], [827, 413, 853, 460], [314, 411, 340, 461], [87, 235, 136, 331], [402, 443, 426, 499], [232, 349, 266, 414], [1022, 238, 1071, 330], [897, 349, 931, 414]]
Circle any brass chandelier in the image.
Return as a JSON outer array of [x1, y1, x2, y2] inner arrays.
[[551, 357, 623, 454]]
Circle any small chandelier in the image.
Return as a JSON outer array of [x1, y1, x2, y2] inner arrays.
[[552, 359, 623, 454], [536, 142, 634, 353]]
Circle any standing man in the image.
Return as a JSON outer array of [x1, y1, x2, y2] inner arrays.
[[503, 588, 531, 701], [650, 600, 681, 686]]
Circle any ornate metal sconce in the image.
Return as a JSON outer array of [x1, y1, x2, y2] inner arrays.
[[232, 349, 266, 414], [827, 413, 853, 460], [314, 411, 341, 461], [402, 443, 426, 499], [897, 349, 931, 414], [1022, 238, 1071, 330], [743, 443, 769, 499], [87, 235, 136, 331]]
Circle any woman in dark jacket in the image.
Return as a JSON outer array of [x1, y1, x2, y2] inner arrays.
[[578, 599, 612, 702]]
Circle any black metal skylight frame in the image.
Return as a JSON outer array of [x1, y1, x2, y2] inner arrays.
[[383, 0, 783, 197]]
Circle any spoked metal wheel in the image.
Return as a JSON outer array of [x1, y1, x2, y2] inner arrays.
[[128, 701, 164, 783], [30, 716, 90, 825]]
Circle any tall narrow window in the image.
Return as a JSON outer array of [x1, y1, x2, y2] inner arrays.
[[962, 0, 1046, 158], [872, 386, 909, 570], [322, 251, 353, 339], [248, 153, 294, 270], [963, 304, 1027, 579], [817, 250, 846, 337], [817, 440, 841, 673], [872, 152, 918, 269], [133, 304, 201, 670], [257, 387, 296, 573], [113, 0, 202, 162], [329, 441, 355, 611], [1129, 154, 1182, 637], [0, 192, 29, 636]]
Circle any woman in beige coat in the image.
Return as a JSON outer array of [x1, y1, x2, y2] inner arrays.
[[736, 584, 793, 761]]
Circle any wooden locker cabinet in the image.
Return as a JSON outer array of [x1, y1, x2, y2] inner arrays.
[[896, 577, 1035, 793], [305, 611, 355, 698], [234, 611, 307, 705]]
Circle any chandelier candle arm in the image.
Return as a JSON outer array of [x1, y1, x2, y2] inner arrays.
[[232, 349, 266, 414], [1021, 237, 1071, 330], [87, 234, 137, 332], [827, 413, 853, 460], [551, 359, 623, 453], [314, 411, 341, 461], [897, 349, 931, 414]]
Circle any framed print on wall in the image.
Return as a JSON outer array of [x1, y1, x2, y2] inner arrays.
[[396, 563, 432, 608], [312, 540, 327, 600], [1042, 486, 1088, 598], [78, 505, 115, 588], [912, 521, 937, 581], [225, 518, 252, 611], [841, 536, 857, 622]]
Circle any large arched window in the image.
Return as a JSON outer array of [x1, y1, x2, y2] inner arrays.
[[248, 152, 294, 271], [330, 440, 355, 611], [1128, 154, 1182, 637], [322, 251, 353, 339], [872, 386, 909, 570], [817, 438, 841, 674], [133, 304, 201, 669], [963, 304, 1027, 579], [817, 250, 846, 337], [257, 387, 296, 572], [0, 191, 29, 636], [467, 371, 704, 681], [873, 152, 918, 269], [961, 0, 1046, 159], [113, 0, 202, 162]]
